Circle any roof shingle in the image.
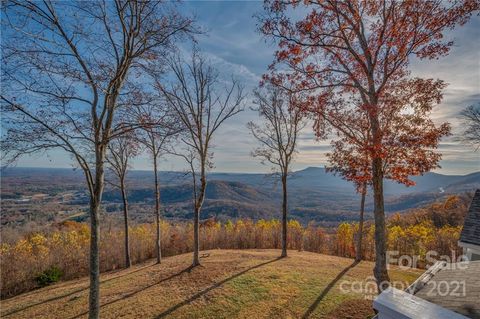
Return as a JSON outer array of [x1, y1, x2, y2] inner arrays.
[[460, 189, 480, 246], [414, 261, 480, 318]]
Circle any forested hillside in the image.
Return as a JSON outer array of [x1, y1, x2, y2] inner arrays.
[[2, 167, 478, 226]]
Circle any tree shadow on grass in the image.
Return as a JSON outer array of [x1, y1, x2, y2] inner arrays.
[[70, 265, 195, 319], [2, 263, 154, 317], [301, 260, 360, 319], [155, 257, 282, 319]]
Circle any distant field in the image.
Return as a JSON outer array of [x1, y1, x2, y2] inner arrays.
[[0, 249, 421, 319]]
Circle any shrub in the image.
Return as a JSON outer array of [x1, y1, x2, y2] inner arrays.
[[35, 266, 63, 287]]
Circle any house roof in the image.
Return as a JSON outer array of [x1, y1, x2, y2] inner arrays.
[[414, 261, 480, 318], [374, 261, 480, 319], [460, 189, 480, 246], [374, 287, 469, 319]]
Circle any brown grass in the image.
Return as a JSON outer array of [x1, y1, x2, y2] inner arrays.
[[0, 249, 422, 319]]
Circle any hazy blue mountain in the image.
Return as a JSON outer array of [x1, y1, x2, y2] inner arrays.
[[2, 167, 478, 225], [5, 166, 477, 196], [208, 167, 479, 196]]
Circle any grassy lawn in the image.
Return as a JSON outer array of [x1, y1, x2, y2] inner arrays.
[[0, 249, 421, 319]]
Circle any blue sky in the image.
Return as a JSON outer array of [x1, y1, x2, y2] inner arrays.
[[16, 1, 480, 175]]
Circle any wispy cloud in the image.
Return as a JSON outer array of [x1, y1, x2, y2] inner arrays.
[[16, 2, 480, 174]]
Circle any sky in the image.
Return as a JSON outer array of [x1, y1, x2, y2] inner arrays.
[[16, 1, 480, 175]]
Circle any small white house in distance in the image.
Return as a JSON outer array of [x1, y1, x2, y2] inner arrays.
[[374, 190, 480, 319], [459, 189, 480, 261]]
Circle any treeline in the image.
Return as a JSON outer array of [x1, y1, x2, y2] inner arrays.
[[1, 195, 468, 299]]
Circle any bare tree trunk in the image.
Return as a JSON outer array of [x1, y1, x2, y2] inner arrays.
[[89, 199, 101, 319], [89, 150, 105, 319], [88, 199, 100, 319], [193, 171, 206, 267], [281, 173, 288, 258], [355, 187, 366, 262], [120, 178, 131, 268], [153, 155, 161, 264], [193, 205, 200, 266]]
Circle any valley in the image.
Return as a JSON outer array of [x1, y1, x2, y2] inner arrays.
[[2, 167, 478, 227]]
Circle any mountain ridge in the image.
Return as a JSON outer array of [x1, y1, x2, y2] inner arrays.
[[2, 167, 478, 225]]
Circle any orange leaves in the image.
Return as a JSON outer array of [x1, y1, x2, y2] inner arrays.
[[259, 0, 475, 132], [276, 50, 290, 61], [290, 45, 302, 56], [416, 42, 453, 60], [303, 20, 313, 32], [443, 196, 461, 210], [325, 75, 451, 190], [275, 44, 304, 65]]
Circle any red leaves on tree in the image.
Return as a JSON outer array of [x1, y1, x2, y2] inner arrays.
[[327, 78, 451, 190], [259, 0, 476, 188]]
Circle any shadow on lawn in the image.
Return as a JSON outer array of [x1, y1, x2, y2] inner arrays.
[[155, 257, 282, 318], [301, 260, 360, 319], [2, 263, 155, 317], [70, 265, 194, 319]]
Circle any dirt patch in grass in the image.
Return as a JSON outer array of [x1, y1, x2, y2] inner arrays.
[[0, 249, 421, 319], [325, 298, 374, 319]]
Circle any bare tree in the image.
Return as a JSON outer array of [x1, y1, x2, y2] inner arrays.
[[106, 133, 139, 268], [459, 104, 480, 151], [160, 51, 245, 266], [134, 104, 181, 264], [328, 142, 370, 263], [247, 85, 305, 258], [0, 1, 195, 317]]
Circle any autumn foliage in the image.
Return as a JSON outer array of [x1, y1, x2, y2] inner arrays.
[[259, 0, 477, 287], [1, 195, 469, 299]]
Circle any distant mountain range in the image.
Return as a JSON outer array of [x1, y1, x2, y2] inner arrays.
[[2, 167, 479, 225], [207, 167, 480, 195]]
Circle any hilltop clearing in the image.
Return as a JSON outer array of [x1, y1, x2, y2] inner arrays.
[[1, 249, 421, 319]]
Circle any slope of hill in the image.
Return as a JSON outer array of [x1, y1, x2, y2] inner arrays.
[[0, 249, 421, 319], [444, 172, 480, 193], [102, 180, 275, 206], [102, 180, 278, 221]]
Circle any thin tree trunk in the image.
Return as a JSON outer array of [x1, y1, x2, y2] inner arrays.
[[193, 206, 200, 266], [88, 199, 100, 319], [193, 170, 206, 267], [281, 173, 288, 258], [355, 187, 366, 262], [120, 178, 131, 268], [89, 150, 105, 319], [153, 155, 161, 264]]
